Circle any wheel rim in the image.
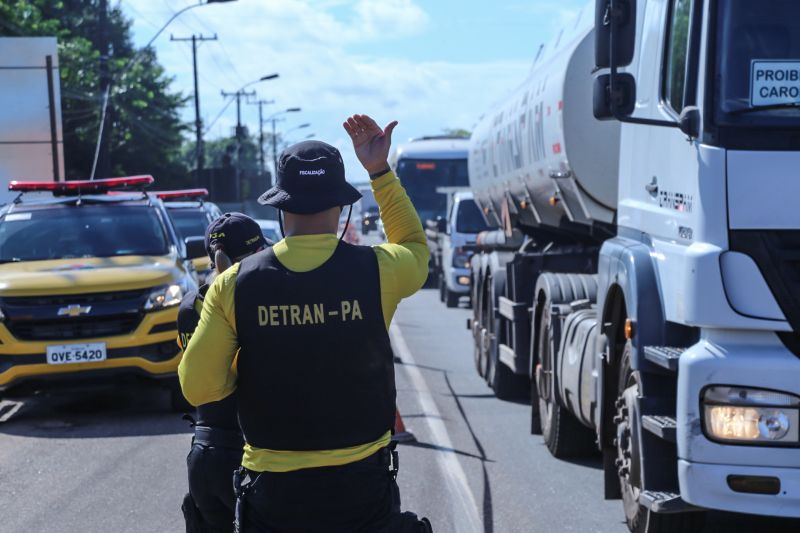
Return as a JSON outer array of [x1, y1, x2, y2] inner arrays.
[[616, 376, 643, 523], [537, 309, 554, 437]]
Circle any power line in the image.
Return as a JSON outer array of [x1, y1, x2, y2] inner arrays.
[[204, 97, 236, 135]]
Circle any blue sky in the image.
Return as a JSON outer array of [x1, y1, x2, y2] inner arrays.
[[121, 0, 587, 183]]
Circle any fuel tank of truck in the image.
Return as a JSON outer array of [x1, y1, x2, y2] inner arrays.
[[468, 3, 619, 233]]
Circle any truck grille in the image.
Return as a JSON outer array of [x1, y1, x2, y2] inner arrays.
[[729, 230, 800, 357], [0, 289, 149, 342], [7, 315, 141, 341]]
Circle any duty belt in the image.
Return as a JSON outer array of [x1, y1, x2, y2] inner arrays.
[[193, 425, 245, 450]]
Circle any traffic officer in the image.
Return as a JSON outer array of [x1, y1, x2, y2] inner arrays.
[[178, 213, 268, 533], [179, 114, 432, 532]]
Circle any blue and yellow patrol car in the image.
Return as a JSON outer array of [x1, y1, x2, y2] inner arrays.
[[0, 176, 205, 408]]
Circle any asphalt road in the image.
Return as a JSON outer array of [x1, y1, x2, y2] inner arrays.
[[1, 254, 800, 531]]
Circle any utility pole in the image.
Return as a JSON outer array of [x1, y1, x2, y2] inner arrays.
[[271, 117, 279, 181], [220, 88, 256, 200], [96, 0, 112, 179], [247, 99, 274, 180], [221, 89, 256, 141], [170, 33, 217, 182]]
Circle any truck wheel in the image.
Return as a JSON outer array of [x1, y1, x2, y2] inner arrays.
[[438, 274, 446, 302], [537, 305, 596, 458], [445, 288, 459, 308], [615, 342, 705, 533]]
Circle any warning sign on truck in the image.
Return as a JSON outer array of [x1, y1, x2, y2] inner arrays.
[[751, 60, 800, 106]]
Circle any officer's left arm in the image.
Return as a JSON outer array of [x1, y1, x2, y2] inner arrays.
[[178, 266, 240, 406]]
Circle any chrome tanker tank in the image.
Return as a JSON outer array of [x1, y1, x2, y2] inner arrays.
[[468, 3, 619, 233]]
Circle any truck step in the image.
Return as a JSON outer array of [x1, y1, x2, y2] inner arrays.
[[643, 346, 684, 372], [642, 415, 677, 443], [639, 490, 697, 514]]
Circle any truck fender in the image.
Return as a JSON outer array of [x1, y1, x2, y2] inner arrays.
[[595, 236, 665, 446]]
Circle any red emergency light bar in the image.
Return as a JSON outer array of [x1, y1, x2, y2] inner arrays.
[[153, 188, 209, 201], [8, 175, 154, 193]]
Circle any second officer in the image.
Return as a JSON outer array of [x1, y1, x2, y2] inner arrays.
[[179, 213, 268, 532]]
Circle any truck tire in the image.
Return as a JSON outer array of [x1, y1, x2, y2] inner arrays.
[[536, 302, 596, 458], [445, 288, 459, 308], [615, 342, 706, 533], [485, 272, 527, 400], [438, 274, 446, 302]]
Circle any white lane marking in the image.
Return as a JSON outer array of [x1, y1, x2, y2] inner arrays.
[[390, 324, 482, 533], [0, 400, 24, 423]]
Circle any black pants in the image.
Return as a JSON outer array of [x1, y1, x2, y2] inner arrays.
[[187, 441, 243, 532], [237, 450, 407, 533]]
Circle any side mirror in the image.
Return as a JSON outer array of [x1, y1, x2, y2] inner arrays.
[[595, 0, 636, 68], [678, 106, 701, 139], [593, 73, 636, 119], [184, 236, 207, 260], [436, 217, 448, 234]]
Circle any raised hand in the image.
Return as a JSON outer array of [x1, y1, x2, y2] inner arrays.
[[342, 114, 398, 175]]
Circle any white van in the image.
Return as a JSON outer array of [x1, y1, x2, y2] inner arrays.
[[437, 191, 491, 307]]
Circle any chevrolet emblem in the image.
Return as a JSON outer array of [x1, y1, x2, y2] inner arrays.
[[57, 304, 92, 317]]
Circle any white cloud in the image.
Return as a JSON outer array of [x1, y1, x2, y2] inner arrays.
[[124, 0, 533, 181]]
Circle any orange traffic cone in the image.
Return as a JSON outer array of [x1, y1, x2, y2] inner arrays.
[[392, 407, 416, 443]]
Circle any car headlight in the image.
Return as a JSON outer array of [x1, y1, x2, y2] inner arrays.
[[703, 386, 800, 445], [452, 247, 471, 268], [144, 279, 190, 311]]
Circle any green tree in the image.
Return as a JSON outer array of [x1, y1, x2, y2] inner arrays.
[[442, 128, 471, 138], [0, 0, 188, 183]]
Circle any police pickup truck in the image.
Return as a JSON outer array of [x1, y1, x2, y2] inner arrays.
[[0, 176, 206, 409]]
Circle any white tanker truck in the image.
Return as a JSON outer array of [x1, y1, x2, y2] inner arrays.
[[467, 1, 800, 531]]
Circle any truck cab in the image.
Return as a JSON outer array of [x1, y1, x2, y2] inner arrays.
[[467, 0, 800, 530], [0, 176, 204, 409]]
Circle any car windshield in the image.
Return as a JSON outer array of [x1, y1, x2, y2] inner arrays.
[[169, 208, 209, 240], [715, 0, 800, 125], [455, 199, 490, 234], [395, 158, 468, 223], [0, 205, 170, 262], [258, 223, 281, 243]]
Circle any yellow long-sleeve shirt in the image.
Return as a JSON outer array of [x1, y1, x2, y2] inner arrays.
[[178, 170, 429, 472]]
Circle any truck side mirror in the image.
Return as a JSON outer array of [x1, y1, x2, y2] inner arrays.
[[595, 0, 636, 68], [437, 217, 448, 234], [678, 106, 701, 139], [593, 73, 636, 119], [184, 236, 207, 260]]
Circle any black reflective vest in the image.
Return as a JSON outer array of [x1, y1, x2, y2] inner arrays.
[[233, 242, 396, 451], [177, 286, 240, 431]]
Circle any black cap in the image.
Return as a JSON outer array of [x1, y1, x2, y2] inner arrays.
[[204, 212, 267, 261], [257, 140, 362, 214]]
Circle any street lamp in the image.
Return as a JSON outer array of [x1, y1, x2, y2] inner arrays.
[[268, 108, 302, 179], [281, 123, 311, 150], [90, 0, 239, 179]]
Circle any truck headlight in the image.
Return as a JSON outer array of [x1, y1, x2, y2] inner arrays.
[[703, 386, 800, 445], [144, 279, 189, 311]]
